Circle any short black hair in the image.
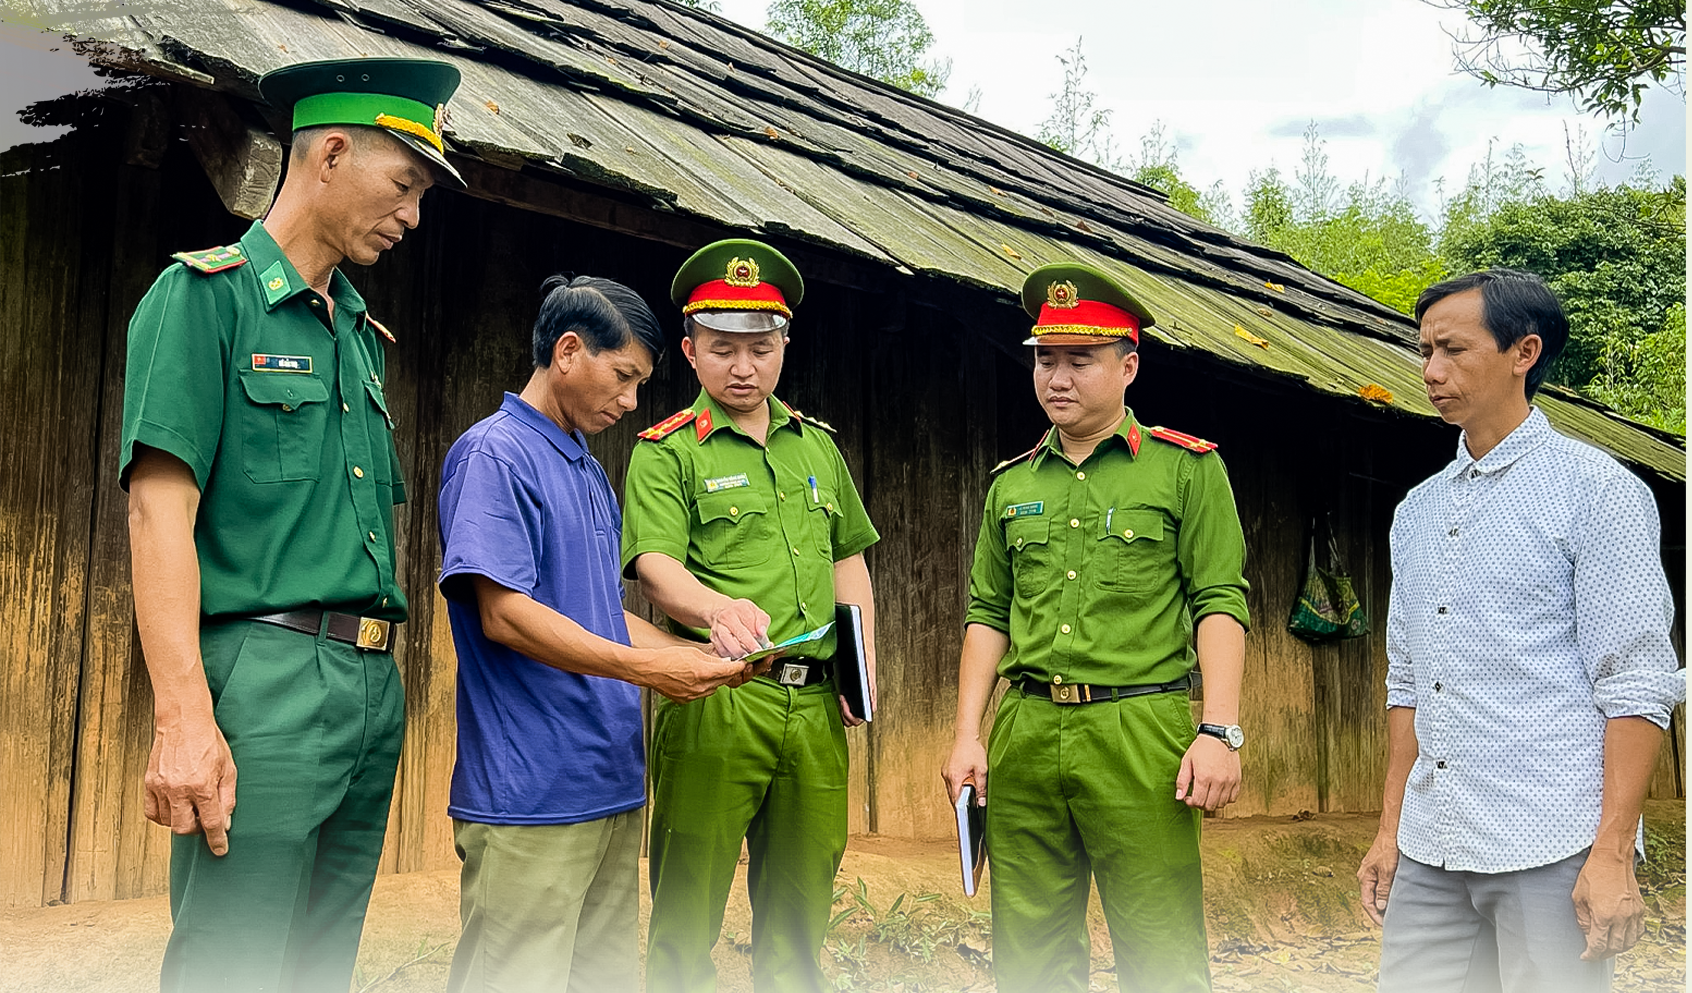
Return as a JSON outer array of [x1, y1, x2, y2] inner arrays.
[[533, 275, 664, 367], [1112, 337, 1138, 358], [288, 124, 388, 163], [1414, 269, 1568, 400]]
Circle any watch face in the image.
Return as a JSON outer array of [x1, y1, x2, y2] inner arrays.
[[1225, 725, 1245, 750]]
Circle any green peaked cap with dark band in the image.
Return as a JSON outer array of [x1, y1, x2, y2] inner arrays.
[[259, 58, 465, 189], [1019, 262, 1157, 346], [671, 239, 805, 333]]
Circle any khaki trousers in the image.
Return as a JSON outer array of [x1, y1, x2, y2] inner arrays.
[[447, 812, 642, 993]]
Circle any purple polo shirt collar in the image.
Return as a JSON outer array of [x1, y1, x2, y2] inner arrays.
[[503, 392, 588, 462]]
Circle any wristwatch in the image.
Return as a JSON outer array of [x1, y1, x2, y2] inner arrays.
[[1196, 723, 1245, 751]]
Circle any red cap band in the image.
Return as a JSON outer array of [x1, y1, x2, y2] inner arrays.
[[684, 279, 791, 318], [1032, 298, 1139, 342]]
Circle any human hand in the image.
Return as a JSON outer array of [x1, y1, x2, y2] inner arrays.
[[942, 736, 989, 806], [645, 645, 755, 703], [1573, 850, 1647, 960], [1175, 734, 1240, 810], [1357, 829, 1401, 926], [143, 717, 237, 856], [707, 599, 771, 659]]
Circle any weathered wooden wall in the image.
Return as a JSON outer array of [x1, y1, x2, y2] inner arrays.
[[1, 107, 1682, 908]]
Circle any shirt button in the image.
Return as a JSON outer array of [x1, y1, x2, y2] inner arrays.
[[1076, 471, 1086, 480], [367, 531, 376, 542], [800, 601, 808, 611], [729, 506, 739, 516], [1448, 527, 1459, 537], [343, 402, 351, 413], [1069, 518, 1080, 528], [1015, 537, 1025, 548], [1053, 674, 1064, 684], [1123, 529, 1134, 539], [1437, 606, 1448, 614], [1066, 570, 1077, 580], [353, 466, 365, 479], [310, 299, 320, 307], [1436, 760, 1447, 769], [1060, 623, 1072, 634], [381, 597, 388, 606], [281, 403, 293, 412], [791, 547, 800, 556], [1434, 681, 1443, 692], [371, 372, 379, 382], [779, 492, 786, 500]]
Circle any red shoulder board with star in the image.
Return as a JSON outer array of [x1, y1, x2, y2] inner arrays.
[[367, 316, 396, 343], [787, 406, 836, 433], [638, 408, 697, 442], [991, 429, 1051, 475], [1148, 426, 1218, 454], [171, 245, 248, 274]]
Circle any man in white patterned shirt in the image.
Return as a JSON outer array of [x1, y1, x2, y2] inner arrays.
[[1357, 269, 1684, 993]]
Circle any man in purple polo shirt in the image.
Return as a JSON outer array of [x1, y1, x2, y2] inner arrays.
[[437, 275, 751, 993]]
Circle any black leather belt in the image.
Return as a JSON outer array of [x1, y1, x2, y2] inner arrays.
[[248, 610, 396, 652], [762, 660, 832, 688], [1017, 673, 1191, 705]]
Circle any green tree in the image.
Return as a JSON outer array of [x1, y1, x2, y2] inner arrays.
[[1035, 37, 1121, 170], [1441, 173, 1687, 432], [766, 0, 951, 97], [1426, 0, 1686, 122], [1125, 121, 1231, 227]]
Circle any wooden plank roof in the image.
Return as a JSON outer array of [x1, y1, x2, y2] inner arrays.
[[39, 0, 1686, 481]]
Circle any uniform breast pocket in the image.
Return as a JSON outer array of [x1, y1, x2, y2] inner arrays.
[[695, 489, 771, 568], [238, 371, 329, 482], [1004, 518, 1052, 599], [1096, 510, 1168, 592], [362, 379, 397, 483], [804, 486, 842, 557]]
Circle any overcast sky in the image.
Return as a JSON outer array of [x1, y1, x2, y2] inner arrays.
[[3, 0, 1683, 222], [716, 0, 1687, 219]]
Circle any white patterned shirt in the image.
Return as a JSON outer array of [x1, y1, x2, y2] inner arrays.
[[1386, 407, 1684, 873]]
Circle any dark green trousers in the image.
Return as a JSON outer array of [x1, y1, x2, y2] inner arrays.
[[646, 677, 848, 993], [161, 620, 404, 993], [986, 687, 1210, 993]]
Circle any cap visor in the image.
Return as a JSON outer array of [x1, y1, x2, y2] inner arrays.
[[692, 310, 789, 333], [1023, 332, 1129, 346], [388, 130, 465, 189]]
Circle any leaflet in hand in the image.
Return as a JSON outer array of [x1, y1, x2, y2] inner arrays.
[[736, 621, 834, 664]]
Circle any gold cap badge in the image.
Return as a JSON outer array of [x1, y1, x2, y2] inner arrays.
[[724, 257, 761, 288], [1046, 280, 1080, 309]]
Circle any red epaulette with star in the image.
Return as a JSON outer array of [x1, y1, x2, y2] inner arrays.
[[638, 408, 697, 441], [1147, 426, 1218, 454], [991, 429, 1051, 475]]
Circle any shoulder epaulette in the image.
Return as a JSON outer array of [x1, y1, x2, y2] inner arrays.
[[367, 316, 397, 344], [171, 245, 248, 274], [991, 430, 1050, 475], [1148, 426, 1218, 454], [789, 407, 836, 433], [638, 408, 697, 441]]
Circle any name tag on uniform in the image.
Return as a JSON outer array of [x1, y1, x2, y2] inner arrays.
[[704, 473, 751, 492], [1003, 501, 1043, 519], [252, 353, 313, 373]]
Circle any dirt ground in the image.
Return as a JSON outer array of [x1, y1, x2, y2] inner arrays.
[[3, 801, 1682, 993]]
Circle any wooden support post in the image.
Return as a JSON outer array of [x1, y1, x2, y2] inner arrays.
[[175, 87, 281, 220]]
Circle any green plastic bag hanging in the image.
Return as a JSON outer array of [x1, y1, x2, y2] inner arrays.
[[1287, 520, 1367, 642]]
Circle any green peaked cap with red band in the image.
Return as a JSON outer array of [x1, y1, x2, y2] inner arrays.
[[1019, 262, 1157, 346], [671, 239, 805, 332], [259, 58, 465, 189]]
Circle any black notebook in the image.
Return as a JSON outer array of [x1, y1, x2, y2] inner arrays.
[[833, 603, 872, 722], [955, 784, 986, 896]]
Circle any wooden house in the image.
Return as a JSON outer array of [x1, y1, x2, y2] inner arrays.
[[1, 0, 1681, 908]]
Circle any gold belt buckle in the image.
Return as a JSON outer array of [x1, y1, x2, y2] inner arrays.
[[356, 617, 391, 652], [776, 663, 810, 687], [1051, 676, 1085, 705]]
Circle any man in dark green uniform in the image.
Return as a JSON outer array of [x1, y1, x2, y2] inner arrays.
[[941, 263, 1251, 993], [622, 239, 880, 993], [121, 58, 462, 993]]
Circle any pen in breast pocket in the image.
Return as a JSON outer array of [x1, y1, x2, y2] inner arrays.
[[808, 474, 819, 503], [1107, 507, 1114, 531]]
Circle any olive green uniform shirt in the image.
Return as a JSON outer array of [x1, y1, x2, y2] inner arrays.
[[621, 389, 878, 659], [965, 409, 1249, 686], [120, 220, 408, 622]]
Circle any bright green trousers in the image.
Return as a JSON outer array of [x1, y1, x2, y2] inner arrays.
[[161, 620, 404, 993], [646, 677, 848, 993], [985, 686, 1211, 993]]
